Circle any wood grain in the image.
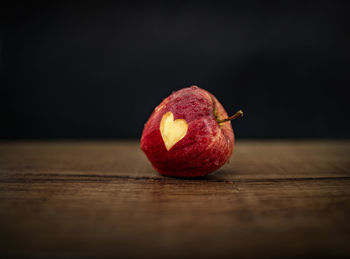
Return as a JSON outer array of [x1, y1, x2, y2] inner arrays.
[[1, 140, 350, 258]]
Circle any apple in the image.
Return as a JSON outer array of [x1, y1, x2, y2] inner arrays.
[[140, 85, 243, 177]]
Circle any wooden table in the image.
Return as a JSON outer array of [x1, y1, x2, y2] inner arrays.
[[1, 140, 350, 258]]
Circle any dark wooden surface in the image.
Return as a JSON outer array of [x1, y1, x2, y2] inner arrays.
[[1, 140, 350, 258]]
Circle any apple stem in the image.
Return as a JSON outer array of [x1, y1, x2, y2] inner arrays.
[[217, 110, 243, 123]]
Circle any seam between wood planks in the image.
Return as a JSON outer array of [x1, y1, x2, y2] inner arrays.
[[1, 172, 350, 183]]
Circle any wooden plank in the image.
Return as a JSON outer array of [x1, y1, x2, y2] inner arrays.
[[1, 140, 349, 180], [1, 177, 350, 258], [1, 141, 350, 258]]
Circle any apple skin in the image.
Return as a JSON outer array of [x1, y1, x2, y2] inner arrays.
[[140, 86, 235, 177]]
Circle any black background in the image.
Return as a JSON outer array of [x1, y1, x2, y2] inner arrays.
[[1, 2, 349, 139]]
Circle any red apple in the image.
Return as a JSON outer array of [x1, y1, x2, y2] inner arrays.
[[140, 85, 243, 177]]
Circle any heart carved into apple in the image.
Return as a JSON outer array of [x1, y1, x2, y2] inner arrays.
[[141, 85, 243, 177], [160, 111, 188, 151]]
